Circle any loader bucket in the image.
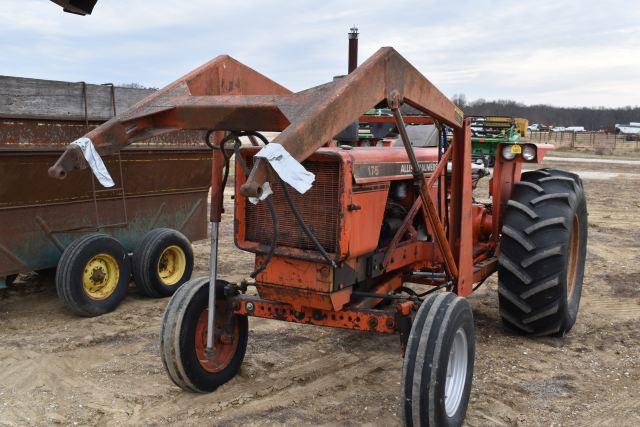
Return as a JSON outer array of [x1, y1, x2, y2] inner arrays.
[[49, 0, 97, 15]]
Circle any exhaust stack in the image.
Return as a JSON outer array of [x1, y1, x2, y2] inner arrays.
[[348, 26, 359, 73]]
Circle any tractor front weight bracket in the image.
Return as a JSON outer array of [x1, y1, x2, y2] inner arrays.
[[231, 294, 415, 336]]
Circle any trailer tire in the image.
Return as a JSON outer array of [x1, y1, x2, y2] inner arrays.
[[5, 274, 17, 287], [498, 168, 587, 336], [56, 233, 131, 317], [401, 292, 475, 427], [160, 277, 248, 393], [133, 228, 194, 298]]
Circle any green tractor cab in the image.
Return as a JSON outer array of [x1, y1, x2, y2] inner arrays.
[[470, 116, 523, 167]]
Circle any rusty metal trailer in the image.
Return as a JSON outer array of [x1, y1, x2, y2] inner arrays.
[[0, 76, 211, 315]]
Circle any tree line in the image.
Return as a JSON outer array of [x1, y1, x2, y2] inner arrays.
[[451, 95, 640, 131]]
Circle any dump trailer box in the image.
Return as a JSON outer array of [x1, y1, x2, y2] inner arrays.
[[0, 76, 211, 315]]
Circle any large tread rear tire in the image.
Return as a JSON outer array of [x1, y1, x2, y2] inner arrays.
[[498, 168, 588, 336], [401, 292, 475, 427]]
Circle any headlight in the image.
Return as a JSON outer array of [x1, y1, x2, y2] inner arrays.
[[522, 145, 536, 161], [502, 145, 516, 160]]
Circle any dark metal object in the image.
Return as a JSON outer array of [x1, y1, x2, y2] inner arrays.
[[49, 0, 97, 15], [348, 26, 359, 73]]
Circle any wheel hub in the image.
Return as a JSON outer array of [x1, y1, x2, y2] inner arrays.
[[566, 213, 581, 303], [90, 267, 106, 283], [82, 254, 119, 300], [157, 245, 186, 286], [195, 307, 239, 373], [444, 327, 468, 417]]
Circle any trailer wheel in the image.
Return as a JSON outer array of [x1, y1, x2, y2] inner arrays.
[[160, 277, 248, 393], [401, 292, 475, 427], [132, 228, 194, 298], [56, 233, 131, 317], [498, 168, 587, 336]]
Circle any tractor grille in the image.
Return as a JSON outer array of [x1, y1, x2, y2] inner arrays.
[[245, 158, 341, 253]]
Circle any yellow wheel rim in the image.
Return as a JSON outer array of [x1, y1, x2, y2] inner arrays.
[[82, 253, 120, 300], [158, 245, 186, 286]]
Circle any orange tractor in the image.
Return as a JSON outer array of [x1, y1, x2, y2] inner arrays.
[[49, 44, 587, 425]]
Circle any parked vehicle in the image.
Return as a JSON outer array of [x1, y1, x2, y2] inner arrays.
[[468, 116, 521, 166], [0, 76, 211, 316], [50, 48, 588, 425], [527, 123, 550, 132]]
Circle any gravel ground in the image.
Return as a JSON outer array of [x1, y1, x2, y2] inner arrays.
[[1, 157, 639, 426]]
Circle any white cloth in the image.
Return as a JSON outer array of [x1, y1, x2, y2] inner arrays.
[[70, 137, 115, 188], [248, 182, 273, 205], [254, 143, 315, 194]]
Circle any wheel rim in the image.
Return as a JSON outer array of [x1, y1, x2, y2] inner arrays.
[[566, 213, 581, 303], [82, 253, 119, 300], [194, 306, 240, 373], [444, 327, 468, 417], [158, 245, 186, 286]]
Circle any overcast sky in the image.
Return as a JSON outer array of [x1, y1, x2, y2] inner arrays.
[[1, 0, 639, 107]]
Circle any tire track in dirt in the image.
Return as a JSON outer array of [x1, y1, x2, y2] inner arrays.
[[129, 336, 400, 424]]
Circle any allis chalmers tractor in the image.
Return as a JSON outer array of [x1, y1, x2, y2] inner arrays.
[[49, 47, 587, 425]]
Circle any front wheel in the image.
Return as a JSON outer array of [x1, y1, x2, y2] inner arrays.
[[401, 292, 475, 427], [160, 277, 248, 393]]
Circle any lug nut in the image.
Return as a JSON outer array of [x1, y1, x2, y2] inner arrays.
[[246, 302, 255, 313]]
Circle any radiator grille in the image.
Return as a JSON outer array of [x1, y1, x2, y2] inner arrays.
[[244, 157, 341, 253]]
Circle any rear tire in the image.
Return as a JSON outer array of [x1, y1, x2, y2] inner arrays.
[[132, 228, 194, 298], [401, 292, 475, 427], [160, 277, 248, 393], [498, 168, 588, 336], [56, 233, 131, 317]]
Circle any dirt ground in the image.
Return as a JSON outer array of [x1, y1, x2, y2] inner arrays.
[[1, 156, 639, 426]]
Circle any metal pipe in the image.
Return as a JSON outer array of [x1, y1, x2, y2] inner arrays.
[[391, 107, 459, 280], [206, 221, 219, 351], [348, 26, 358, 73], [410, 272, 447, 278]]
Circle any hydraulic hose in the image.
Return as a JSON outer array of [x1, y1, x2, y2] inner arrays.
[[217, 132, 279, 278]]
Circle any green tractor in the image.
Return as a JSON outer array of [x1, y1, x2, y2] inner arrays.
[[470, 116, 527, 167]]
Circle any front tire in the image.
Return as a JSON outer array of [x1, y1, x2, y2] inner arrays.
[[160, 277, 248, 393], [401, 292, 475, 427], [498, 168, 588, 336]]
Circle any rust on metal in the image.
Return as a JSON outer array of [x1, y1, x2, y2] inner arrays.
[[232, 294, 406, 334]]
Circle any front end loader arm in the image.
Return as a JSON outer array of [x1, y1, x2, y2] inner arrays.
[[48, 54, 292, 179], [49, 48, 462, 192]]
